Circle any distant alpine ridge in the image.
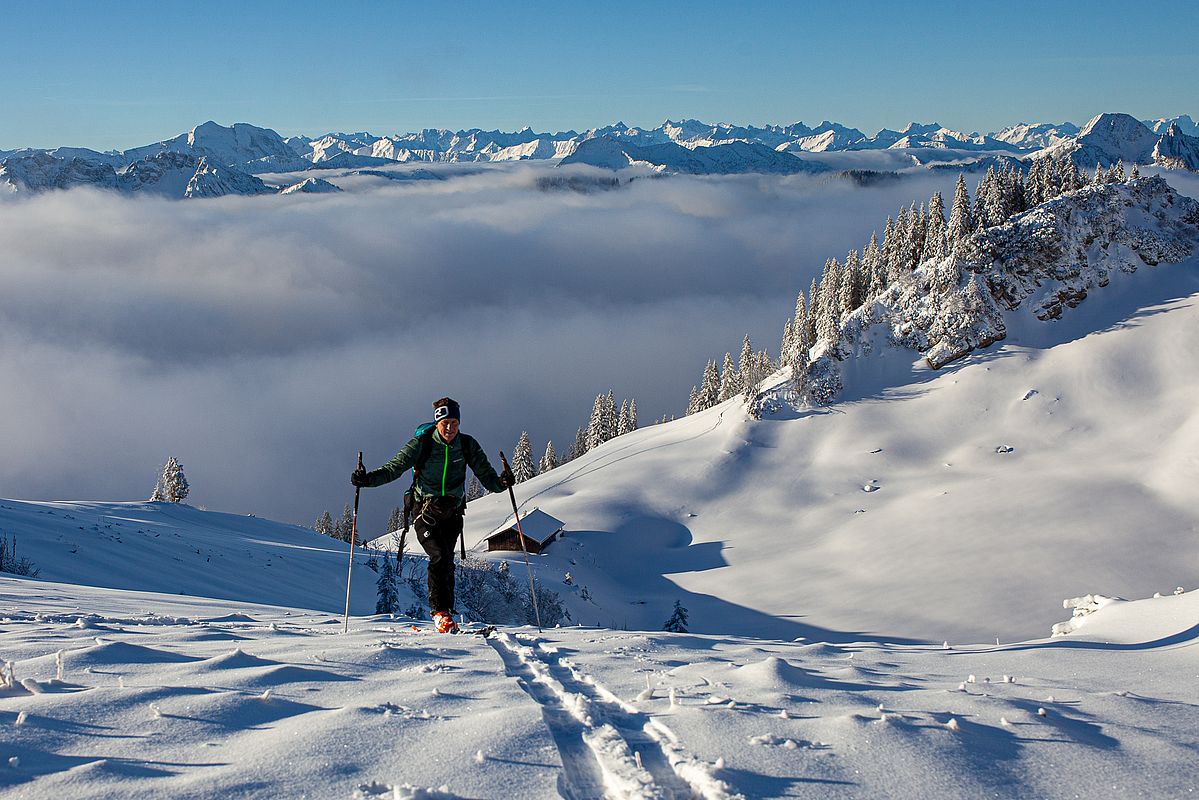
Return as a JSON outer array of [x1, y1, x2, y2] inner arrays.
[[1, 113, 1196, 198]]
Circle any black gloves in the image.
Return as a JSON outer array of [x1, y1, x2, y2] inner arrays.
[[351, 467, 368, 488], [499, 467, 515, 489]]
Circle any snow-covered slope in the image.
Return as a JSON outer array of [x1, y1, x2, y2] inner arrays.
[[445, 178, 1199, 645], [2, 567, 1196, 798], [992, 121, 1081, 149], [0, 500, 386, 613]]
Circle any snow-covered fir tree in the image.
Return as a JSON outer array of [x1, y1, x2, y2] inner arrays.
[[375, 553, 399, 614], [567, 426, 588, 461], [699, 359, 721, 409], [466, 476, 484, 501], [616, 399, 638, 435], [150, 457, 190, 503], [718, 352, 740, 401], [586, 392, 619, 450], [662, 599, 689, 633], [386, 506, 402, 535], [333, 503, 354, 543], [923, 191, 947, 262], [791, 290, 811, 366], [946, 175, 973, 250], [839, 249, 862, 316], [539, 441, 558, 473], [863, 232, 884, 299], [1130, 162, 1140, 180], [737, 335, 756, 396], [313, 510, 333, 536], [511, 431, 536, 484]]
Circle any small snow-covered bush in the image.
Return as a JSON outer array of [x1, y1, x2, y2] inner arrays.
[[0, 532, 39, 577]]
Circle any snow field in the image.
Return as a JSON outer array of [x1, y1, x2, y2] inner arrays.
[[4, 579, 1196, 798]]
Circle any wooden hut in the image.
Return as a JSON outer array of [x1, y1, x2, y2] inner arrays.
[[485, 508, 565, 554]]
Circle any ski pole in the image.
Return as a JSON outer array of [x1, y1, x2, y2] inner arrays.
[[500, 451, 542, 632], [342, 451, 363, 635]]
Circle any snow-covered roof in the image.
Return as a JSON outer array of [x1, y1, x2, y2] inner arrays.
[[487, 508, 564, 545]]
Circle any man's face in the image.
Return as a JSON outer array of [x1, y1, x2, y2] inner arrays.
[[436, 418, 459, 442]]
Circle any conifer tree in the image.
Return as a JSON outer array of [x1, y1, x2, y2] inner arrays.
[[150, 457, 190, 503], [779, 321, 794, 374], [539, 441, 558, 473], [718, 352, 740, 400], [818, 259, 840, 323], [569, 426, 589, 460], [946, 174, 973, 248], [1112, 160, 1126, 182], [1025, 158, 1044, 206], [839, 250, 862, 315], [1130, 162, 1140, 180], [792, 291, 811, 365], [862, 232, 884, 299], [687, 385, 700, 415], [1093, 162, 1104, 185], [375, 552, 399, 614], [617, 399, 635, 435], [906, 202, 925, 271], [586, 393, 608, 450], [923, 191, 947, 262], [805, 278, 820, 347], [334, 503, 354, 543], [1058, 156, 1079, 193], [512, 431, 536, 483], [386, 507, 402, 535], [699, 359, 721, 409], [313, 510, 334, 536], [737, 335, 755, 395], [662, 599, 689, 633]]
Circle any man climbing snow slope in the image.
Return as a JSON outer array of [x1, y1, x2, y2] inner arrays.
[[352, 397, 513, 633]]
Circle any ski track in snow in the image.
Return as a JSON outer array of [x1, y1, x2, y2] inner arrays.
[[490, 630, 737, 800]]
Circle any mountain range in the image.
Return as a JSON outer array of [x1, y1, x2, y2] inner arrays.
[[1, 113, 1196, 197]]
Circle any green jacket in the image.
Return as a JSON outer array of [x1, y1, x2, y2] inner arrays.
[[363, 429, 505, 500]]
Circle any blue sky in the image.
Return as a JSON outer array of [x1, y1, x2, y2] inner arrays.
[[2, 0, 1196, 150]]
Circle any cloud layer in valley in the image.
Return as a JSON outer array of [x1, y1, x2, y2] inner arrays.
[[1, 164, 991, 530]]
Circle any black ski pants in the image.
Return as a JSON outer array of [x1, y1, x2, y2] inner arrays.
[[416, 510, 464, 615]]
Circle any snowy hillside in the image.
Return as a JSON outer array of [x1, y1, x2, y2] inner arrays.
[[436, 177, 1199, 645], [0, 500, 389, 614]]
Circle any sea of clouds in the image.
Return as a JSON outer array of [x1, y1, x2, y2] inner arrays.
[[1, 163, 1014, 530]]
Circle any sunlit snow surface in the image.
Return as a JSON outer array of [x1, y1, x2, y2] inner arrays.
[[1, 579, 1196, 799]]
